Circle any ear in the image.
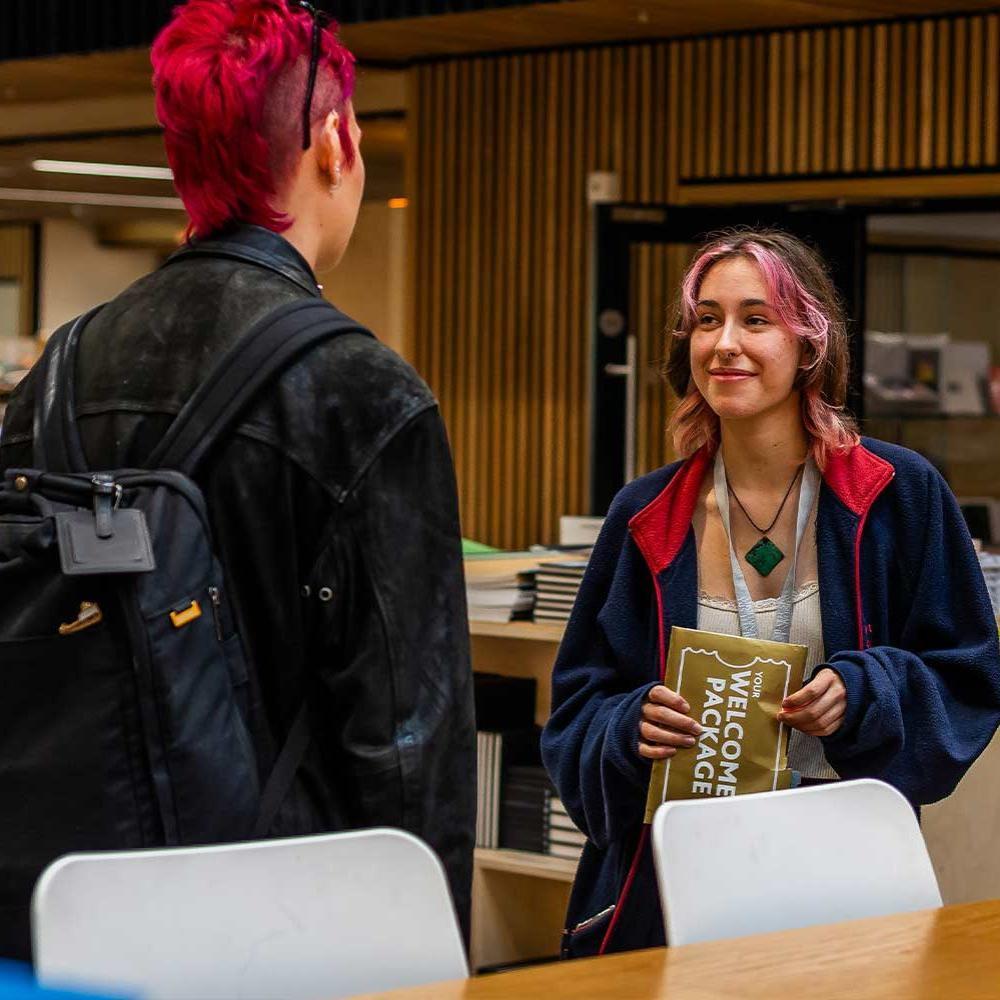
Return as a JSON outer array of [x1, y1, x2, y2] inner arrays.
[[795, 339, 819, 385], [315, 110, 343, 181]]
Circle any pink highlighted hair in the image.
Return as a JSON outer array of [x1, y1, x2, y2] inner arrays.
[[665, 228, 859, 469], [152, 0, 356, 238]]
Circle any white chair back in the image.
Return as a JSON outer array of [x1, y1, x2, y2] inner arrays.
[[652, 779, 942, 946], [33, 828, 467, 1000]]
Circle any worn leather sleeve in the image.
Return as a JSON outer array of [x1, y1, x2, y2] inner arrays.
[[304, 404, 476, 941]]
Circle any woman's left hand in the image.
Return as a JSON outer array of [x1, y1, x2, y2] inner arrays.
[[777, 668, 847, 737]]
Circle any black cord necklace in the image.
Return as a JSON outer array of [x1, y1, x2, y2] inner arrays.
[[725, 464, 805, 577]]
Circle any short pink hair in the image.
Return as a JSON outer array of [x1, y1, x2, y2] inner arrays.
[[152, 0, 356, 238], [665, 229, 859, 469]]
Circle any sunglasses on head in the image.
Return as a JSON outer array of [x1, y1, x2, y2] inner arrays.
[[289, 0, 330, 151]]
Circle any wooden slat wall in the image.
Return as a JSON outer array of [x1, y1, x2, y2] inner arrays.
[[412, 11, 1000, 550], [413, 45, 671, 549], [0, 224, 36, 340], [675, 13, 1000, 181]]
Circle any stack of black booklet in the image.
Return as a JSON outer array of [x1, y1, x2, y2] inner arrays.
[[474, 672, 589, 858], [475, 673, 542, 850], [500, 765, 552, 853]]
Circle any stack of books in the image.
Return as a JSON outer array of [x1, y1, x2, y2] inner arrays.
[[474, 674, 588, 861], [474, 673, 539, 850], [477, 731, 543, 849], [465, 553, 545, 624], [499, 765, 551, 854], [476, 730, 500, 848], [534, 557, 589, 623], [545, 796, 587, 862]]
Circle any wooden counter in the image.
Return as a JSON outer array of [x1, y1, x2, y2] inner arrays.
[[350, 899, 1000, 999]]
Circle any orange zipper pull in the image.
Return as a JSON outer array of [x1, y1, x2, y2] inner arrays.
[[170, 601, 202, 629]]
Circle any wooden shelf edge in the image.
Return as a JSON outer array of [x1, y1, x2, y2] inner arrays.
[[469, 620, 566, 642], [474, 848, 579, 882]]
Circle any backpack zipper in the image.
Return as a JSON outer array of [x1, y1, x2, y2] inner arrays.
[[122, 585, 180, 844], [208, 586, 224, 642]]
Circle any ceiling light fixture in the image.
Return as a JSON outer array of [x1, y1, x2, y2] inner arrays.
[[32, 159, 175, 181]]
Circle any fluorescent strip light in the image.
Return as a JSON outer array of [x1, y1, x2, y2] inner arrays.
[[0, 187, 184, 211], [32, 159, 175, 182]]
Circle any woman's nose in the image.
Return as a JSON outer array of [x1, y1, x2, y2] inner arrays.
[[714, 317, 742, 356]]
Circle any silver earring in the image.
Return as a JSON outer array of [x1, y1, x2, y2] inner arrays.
[[329, 163, 343, 195]]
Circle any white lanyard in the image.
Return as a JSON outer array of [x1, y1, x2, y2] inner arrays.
[[712, 450, 820, 644]]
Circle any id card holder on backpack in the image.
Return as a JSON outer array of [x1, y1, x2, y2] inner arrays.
[[19, 469, 158, 575], [55, 508, 155, 575], [56, 497, 156, 575]]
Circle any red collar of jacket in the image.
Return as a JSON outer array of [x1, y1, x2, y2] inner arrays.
[[628, 442, 895, 576]]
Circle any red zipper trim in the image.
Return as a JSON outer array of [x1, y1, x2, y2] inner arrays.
[[598, 825, 650, 955], [854, 511, 868, 649], [652, 568, 667, 681], [851, 463, 894, 648], [598, 566, 667, 956]]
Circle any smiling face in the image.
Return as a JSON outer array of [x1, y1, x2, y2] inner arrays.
[[688, 256, 803, 424]]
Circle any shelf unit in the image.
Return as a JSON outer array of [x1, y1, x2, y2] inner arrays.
[[469, 618, 572, 972], [469, 620, 566, 642], [475, 847, 578, 883]]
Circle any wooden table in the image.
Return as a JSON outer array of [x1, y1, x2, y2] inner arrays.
[[351, 900, 1000, 999]]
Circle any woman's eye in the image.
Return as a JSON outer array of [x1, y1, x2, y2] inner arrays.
[[746, 315, 769, 327], [697, 314, 718, 326]]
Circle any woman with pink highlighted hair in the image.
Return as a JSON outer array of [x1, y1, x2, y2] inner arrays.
[[653, 230, 859, 758], [541, 228, 1000, 958]]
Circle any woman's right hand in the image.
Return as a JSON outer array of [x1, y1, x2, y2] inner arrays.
[[638, 685, 703, 760]]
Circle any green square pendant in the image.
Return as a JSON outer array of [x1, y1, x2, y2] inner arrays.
[[745, 537, 785, 577]]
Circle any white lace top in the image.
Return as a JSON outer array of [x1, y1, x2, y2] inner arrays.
[[697, 582, 840, 781]]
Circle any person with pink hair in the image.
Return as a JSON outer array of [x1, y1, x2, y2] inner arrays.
[[0, 0, 476, 956], [542, 228, 1000, 958]]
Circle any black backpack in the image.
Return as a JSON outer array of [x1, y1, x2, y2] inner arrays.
[[0, 298, 366, 960]]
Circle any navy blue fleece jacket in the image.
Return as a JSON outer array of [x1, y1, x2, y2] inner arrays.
[[541, 439, 1000, 958]]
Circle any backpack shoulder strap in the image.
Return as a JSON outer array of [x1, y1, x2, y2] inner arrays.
[[32, 306, 104, 473], [253, 703, 311, 838], [148, 298, 370, 476]]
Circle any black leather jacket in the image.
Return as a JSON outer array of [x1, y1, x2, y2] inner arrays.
[[0, 225, 476, 935]]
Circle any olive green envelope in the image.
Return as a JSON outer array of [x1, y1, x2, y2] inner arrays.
[[643, 626, 807, 823]]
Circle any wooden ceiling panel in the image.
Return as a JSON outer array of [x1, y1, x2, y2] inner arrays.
[[0, 0, 989, 223], [0, 50, 153, 105], [4, 0, 1000, 97], [340, 0, 1000, 62]]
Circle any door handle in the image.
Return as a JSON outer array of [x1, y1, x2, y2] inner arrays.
[[602, 336, 638, 483]]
